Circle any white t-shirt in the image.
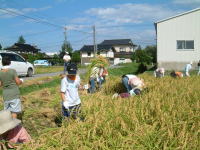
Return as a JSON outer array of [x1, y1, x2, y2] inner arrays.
[[125, 74, 137, 79], [60, 75, 81, 107], [63, 55, 71, 62]]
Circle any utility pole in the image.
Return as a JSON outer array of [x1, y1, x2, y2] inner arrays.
[[93, 25, 97, 57], [64, 26, 67, 44], [63, 26, 68, 53]]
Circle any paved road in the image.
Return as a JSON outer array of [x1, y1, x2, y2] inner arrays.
[[22, 68, 87, 81], [22, 65, 121, 81]]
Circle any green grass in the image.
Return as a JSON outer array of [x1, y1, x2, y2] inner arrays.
[[35, 65, 87, 74], [0, 77, 61, 96], [108, 63, 139, 76]]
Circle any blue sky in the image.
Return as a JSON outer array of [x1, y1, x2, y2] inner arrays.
[[0, 0, 199, 53]]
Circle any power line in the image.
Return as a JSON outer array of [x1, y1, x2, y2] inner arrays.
[[0, 7, 93, 35], [0, 7, 64, 29], [38, 35, 91, 49]]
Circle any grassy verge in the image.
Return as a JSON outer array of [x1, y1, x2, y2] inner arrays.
[[0, 77, 60, 97], [35, 65, 87, 74], [35, 66, 63, 74], [108, 63, 139, 76]]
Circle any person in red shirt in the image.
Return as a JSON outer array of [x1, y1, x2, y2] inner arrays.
[[0, 110, 31, 149]]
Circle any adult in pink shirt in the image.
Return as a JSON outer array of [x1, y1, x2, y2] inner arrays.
[[0, 110, 31, 148]]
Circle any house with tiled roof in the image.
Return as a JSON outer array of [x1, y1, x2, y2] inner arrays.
[[6, 43, 40, 54], [80, 39, 136, 65]]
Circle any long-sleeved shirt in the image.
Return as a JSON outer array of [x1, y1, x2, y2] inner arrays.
[[0, 125, 31, 144]]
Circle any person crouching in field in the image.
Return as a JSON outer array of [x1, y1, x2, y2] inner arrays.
[[170, 71, 183, 78], [197, 60, 200, 75], [113, 74, 144, 99], [0, 56, 23, 119], [88, 66, 100, 93], [184, 62, 192, 77], [98, 64, 108, 87], [60, 63, 82, 119], [0, 110, 31, 149], [154, 67, 165, 78]]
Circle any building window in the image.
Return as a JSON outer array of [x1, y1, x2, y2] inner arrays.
[[87, 52, 91, 56], [177, 40, 194, 50]]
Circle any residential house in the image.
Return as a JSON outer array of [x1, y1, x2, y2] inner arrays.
[[80, 39, 136, 65], [6, 43, 40, 54], [155, 8, 200, 70]]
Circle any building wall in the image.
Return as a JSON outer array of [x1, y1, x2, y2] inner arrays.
[[106, 50, 114, 58], [99, 52, 107, 57], [157, 9, 200, 70], [81, 57, 93, 65], [114, 45, 134, 52], [82, 52, 94, 58], [114, 58, 132, 65]]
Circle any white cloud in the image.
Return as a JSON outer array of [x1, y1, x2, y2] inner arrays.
[[86, 3, 182, 24], [173, 0, 200, 5], [22, 6, 52, 13]]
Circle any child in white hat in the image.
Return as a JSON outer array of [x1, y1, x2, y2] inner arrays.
[[0, 110, 31, 149]]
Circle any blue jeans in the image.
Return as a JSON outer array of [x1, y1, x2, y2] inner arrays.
[[64, 62, 70, 74], [62, 104, 81, 119], [89, 78, 96, 93], [122, 76, 132, 93]]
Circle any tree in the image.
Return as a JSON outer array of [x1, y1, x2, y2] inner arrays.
[[17, 35, 26, 44], [0, 44, 2, 50], [132, 49, 152, 64], [71, 50, 81, 63], [144, 45, 157, 63]]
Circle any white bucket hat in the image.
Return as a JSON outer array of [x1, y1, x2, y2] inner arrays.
[[0, 110, 21, 134]]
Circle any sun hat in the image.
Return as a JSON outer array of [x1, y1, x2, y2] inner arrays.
[[0, 110, 21, 134], [134, 88, 141, 95], [67, 63, 77, 75]]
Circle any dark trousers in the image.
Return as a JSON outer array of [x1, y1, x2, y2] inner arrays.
[[62, 104, 81, 119], [89, 78, 96, 93], [64, 62, 70, 74]]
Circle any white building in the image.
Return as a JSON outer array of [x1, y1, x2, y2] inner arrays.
[[155, 8, 200, 70], [80, 39, 136, 65]]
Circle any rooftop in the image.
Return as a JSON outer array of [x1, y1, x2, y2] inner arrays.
[[155, 7, 200, 24]]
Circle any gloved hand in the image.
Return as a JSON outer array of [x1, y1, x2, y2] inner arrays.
[[129, 89, 136, 96], [63, 101, 69, 109], [20, 78, 24, 83]]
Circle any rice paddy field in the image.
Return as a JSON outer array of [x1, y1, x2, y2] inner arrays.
[[0, 63, 199, 150]]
